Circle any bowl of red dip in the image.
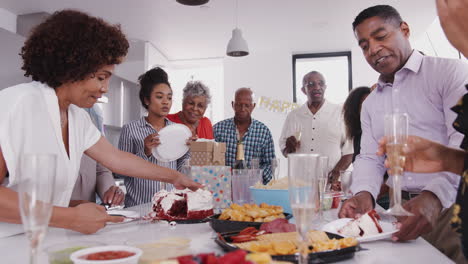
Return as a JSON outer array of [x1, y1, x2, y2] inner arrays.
[[70, 245, 142, 264]]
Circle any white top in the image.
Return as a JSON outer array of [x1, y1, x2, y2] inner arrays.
[[0, 81, 101, 206], [279, 100, 353, 172]]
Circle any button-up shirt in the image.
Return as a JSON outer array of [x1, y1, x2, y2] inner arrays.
[[118, 117, 190, 207], [352, 51, 468, 208], [213, 118, 276, 184], [279, 100, 353, 173]]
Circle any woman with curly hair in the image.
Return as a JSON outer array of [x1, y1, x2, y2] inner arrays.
[[0, 10, 200, 235], [167, 81, 214, 139], [342, 86, 371, 162]]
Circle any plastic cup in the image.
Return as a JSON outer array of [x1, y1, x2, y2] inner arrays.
[[232, 169, 251, 205]]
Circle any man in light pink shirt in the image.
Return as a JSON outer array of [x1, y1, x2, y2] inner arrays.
[[339, 5, 468, 262]]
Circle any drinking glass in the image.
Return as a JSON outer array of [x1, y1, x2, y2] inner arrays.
[[288, 154, 320, 264], [250, 158, 260, 170], [340, 170, 352, 199], [384, 113, 413, 216], [232, 169, 251, 205], [271, 158, 281, 181], [17, 153, 57, 264]]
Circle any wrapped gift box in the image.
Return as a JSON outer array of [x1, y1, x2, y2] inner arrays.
[[190, 166, 232, 210], [190, 141, 226, 166]]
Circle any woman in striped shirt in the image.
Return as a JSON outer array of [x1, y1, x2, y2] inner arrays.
[[118, 67, 190, 207]]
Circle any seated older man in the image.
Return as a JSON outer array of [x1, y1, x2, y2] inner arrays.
[[214, 88, 275, 184]]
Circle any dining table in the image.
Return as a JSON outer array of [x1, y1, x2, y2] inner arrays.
[[0, 204, 454, 264]]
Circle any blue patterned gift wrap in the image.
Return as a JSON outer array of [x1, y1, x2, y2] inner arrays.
[[190, 166, 232, 210]]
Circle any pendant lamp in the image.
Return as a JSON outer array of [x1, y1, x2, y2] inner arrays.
[[176, 0, 209, 6], [226, 0, 249, 57]]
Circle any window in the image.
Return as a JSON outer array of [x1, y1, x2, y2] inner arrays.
[[292, 52, 352, 104]]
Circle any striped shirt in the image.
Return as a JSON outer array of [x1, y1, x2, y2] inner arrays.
[[118, 117, 190, 207], [213, 118, 275, 184]]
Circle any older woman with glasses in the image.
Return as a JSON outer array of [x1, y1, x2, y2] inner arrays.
[[167, 81, 214, 139]]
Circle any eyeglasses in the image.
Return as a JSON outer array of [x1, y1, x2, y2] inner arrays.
[[234, 103, 253, 109], [304, 81, 326, 88]]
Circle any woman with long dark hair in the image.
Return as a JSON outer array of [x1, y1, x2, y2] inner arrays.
[[342, 87, 371, 162]]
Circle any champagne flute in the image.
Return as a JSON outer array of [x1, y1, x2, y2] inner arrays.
[[288, 154, 320, 264], [271, 158, 280, 181], [340, 170, 352, 199], [250, 158, 260, 170], [384, 113, 413, 216], [318, 156, 328, 223], [318, 156, 329, 194], [17, 153, 57, 264], [293, 123, 302, 143]]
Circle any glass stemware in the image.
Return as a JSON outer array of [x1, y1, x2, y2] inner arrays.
[[318, 156, 329, 223], [318, 156, 329, 194], [293, 123, 302, 143], [250, 158, 260, 170], [17, 153, 57, 264], [271, 158, 280, 181], [288, 154, 320, 264], [384, 113, 413, 216], [340, 170, 352, 199]]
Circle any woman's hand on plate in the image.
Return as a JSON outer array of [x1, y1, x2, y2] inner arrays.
[[69, 203, 124, 234], [144, 133, 160, 157], [103, 186, 125, 206]]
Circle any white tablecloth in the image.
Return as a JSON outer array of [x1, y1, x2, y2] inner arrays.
[[0, 206, 454, 263]]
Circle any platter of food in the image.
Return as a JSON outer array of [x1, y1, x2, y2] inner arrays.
[[215, 226, 358, 263], [208, 203, 292, 233], [157, 249, 293, 264]]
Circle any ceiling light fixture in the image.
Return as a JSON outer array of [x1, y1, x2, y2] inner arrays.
[[176, 0, 209, 6], [226, 0, 249, 57]]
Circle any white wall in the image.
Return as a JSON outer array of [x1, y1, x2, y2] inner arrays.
[[0, 8, 16, 33], [168, 64, 224, 124], [0, 28, 31, 90], [413, 18, 466, 60], [223, 46, 379, 176]]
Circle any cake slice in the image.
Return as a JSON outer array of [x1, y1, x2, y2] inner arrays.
[[152, 189, 214, 221], [338, 210, 383, 237]]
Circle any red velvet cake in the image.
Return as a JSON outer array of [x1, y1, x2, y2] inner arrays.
[[338, 209, 383, 237], [152, 189, 214, 221]]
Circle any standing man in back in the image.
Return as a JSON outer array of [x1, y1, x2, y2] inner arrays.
[[279, 71, 353, 183]]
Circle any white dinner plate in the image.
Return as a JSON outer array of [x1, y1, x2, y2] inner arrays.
[[322, 218, 399, 243], [152, 124, 192, 162], [107, 210, 140, 225]]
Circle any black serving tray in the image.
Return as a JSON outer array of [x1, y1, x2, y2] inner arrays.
[[215, 230, 358, 264], [208, 213, 293, 233]]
